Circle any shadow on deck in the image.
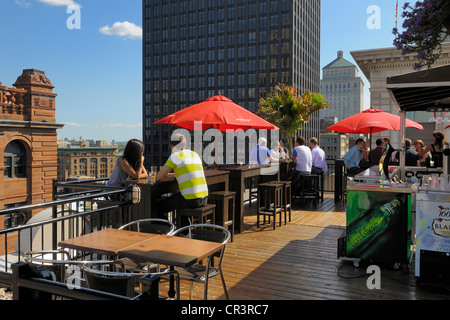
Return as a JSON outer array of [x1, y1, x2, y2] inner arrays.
[[170, 193, 450, 300]]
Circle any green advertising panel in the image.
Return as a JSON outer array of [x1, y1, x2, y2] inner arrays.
[[346, 190, 411, 265]]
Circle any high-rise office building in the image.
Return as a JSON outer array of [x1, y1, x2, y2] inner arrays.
[[320, 51, 364, 122], [143, 0, 321, 166]]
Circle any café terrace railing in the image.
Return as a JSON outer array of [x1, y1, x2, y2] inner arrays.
[[0, 178, 143, 293], [0, 160, 345, 298]]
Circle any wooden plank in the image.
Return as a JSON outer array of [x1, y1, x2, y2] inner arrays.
[[156, 193, 450, 300], [58, 228, 159, 255]]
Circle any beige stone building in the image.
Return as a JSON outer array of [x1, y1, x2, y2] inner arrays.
[[57, 145, 117, 181], [320, 51, 365, 122], [351, 42, 450, 149], [319, 133, 349, 160]]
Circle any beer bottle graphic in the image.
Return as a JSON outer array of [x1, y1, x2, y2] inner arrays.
[[346, 198, 403, 258]]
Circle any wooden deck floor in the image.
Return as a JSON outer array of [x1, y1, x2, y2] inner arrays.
[[166, 193, 450, 300]]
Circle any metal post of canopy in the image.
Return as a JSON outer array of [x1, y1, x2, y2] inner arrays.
[[399, 110, 406, 182]]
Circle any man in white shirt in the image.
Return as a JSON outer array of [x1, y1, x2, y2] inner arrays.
[[249, 137, 278, 164], [309, 137, 328, 174], [290, 136, 312, 196]]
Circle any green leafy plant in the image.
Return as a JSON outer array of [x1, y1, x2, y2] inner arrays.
[[257, 83, 328, 151], [393, 0, 450, 70]]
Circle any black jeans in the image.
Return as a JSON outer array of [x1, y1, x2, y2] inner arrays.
[[311, 166, 323, 174], [156, 193, 208, 226], [347, 167, 365, 175], [289, 170, 310, 197]]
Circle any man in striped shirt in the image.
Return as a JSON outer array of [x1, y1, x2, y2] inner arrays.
[[156, 134, 208, 226]]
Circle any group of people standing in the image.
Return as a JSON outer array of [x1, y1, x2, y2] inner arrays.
[[343, 130, 448, 175]]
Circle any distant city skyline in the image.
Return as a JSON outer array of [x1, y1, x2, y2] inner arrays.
[[1, 0, 407, 142]]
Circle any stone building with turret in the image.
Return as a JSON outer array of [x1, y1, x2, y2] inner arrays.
[[0, 69, 64, 228]]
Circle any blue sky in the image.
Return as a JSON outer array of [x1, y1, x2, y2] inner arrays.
[[0, 0, 406, 142]]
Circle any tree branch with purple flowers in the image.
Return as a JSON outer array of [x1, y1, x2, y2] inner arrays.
[[393, 0, 450, 70]]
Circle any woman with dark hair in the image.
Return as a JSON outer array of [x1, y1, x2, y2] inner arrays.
[[414, 139, 429, 166], [106, 139, 148, 186], [419, 131, 448, 168]]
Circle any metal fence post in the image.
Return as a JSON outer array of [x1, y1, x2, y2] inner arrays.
[[334, 159, 345, 202]]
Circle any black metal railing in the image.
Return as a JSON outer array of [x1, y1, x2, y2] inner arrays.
[[0, 178, 142, 278]]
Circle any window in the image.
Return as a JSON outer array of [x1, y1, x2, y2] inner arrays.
[[4, 141, 26, 179]]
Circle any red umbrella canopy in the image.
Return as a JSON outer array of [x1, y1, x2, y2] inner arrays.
[[326, 107, 424, 134], [154, 94, 279, 132]]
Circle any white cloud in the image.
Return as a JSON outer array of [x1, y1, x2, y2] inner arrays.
[[64, 122, 142, 129], [102, 123, 142, 129], [99, 21, 142, 40], [37, 0, 80, 6], [15, 0, 32, 8], [64, 122, 86, 127]]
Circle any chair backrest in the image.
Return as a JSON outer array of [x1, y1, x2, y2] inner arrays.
[[23, 250, 114, 283], [170, 224, 230, 244], [170, 224, 231, 261], [83, 262, 144, 298], [119, 218, 175, 235], [84, 269, 134, 297]]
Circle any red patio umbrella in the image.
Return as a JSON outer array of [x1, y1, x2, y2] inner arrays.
[[326, 107, 424, 149], [154, 94, 279, 131]]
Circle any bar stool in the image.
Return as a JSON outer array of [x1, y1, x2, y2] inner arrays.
[[298, 175, 320, 208], [343, 171, 357, 205], [208, 191, 236, 242], [317, 171, 324, 202], [176, 204, 216, 227], [247, 177, 259, 206], [268, 180, 292, 223], [257, 183, 284, 230]]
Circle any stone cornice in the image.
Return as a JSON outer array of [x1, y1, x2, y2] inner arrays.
[[0, 119, 64, 129], [351, 43, 450, 79]]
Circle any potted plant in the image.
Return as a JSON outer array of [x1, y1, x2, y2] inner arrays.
[[393, 0, 450, 70], [257, 83, 328, 153]]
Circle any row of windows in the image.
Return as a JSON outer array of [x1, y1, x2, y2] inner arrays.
[[321, 82, 360, 92], [148, 41, 290, 66], [145, 1, 290, 18], [57, 158, 113, 164], [58, 151, 114, 156], [148, 14, 290, 34], [146, 29, 290, 56], [145, 63, 289, 85], [144, 73, 289, 106]]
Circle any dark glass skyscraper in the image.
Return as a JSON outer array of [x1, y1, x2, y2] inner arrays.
[[143, 0, 321, 166]]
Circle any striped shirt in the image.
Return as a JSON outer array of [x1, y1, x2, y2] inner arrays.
[[165, 149, 208, 200]]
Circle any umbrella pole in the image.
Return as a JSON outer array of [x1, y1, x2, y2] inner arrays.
[[399, 111, 406, 182], [370, 128, 373, 152]]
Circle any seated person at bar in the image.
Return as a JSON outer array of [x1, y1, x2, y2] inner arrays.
[[395, 138, 421, 167], [414, 139, 429, 166], [156, 134, 208, 226], [289, 136, 312, 195], [249, 137, 278, 164], [280, 140, 289, 159], [418, 131, 448, 168], [106, 139, 148, 187], [271, 140, 288, 160], [309, 137, 328, 174], [368, 138, 385, 166], [343, 138, 368, 175]]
